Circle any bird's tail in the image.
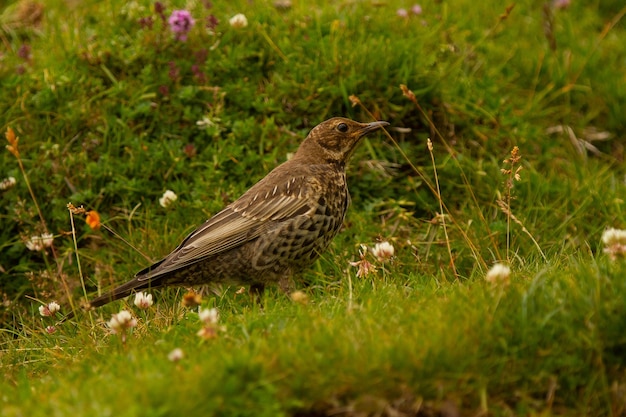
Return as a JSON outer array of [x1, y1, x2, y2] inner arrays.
[[88, 277, 158, 309], [59, 276, 162, 322]]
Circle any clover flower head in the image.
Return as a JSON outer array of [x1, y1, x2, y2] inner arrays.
[[396, 8, 409, 18], [159, 190, 178, 208], [0, 177, 16, 190], [371, 241, 395, 261], [39, 301, 61, 317], [229, 13, 248, 28], [602, 228, 626, 260], [198, 307, 219, 325], [26, 233, 54, 252], [485, 263, 511, 285], [168, 348, 184, 362], [107, 310, 138, 334], [134, 292, 153, 309]]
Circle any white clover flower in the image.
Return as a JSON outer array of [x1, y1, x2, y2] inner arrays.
[[134, 292, 153, 309], [198, 307, 219, 325], [107, 310, 137, 333], [601, 228, 626, 246], [25, 233, 54, 252], [485, 263, 511, 285], [159, 190, 178, 208], [45, 325, 57, 334], [41, 233, 54, 248], [371, 241, 395, 261], [229, 13, 248, 28], [602, 228, 626, 260], [39, 301, 61, 317], [168, 347, 184, 362], [0, 177, 16, 190]]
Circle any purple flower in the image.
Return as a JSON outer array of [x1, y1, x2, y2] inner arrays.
[[17, 44, 31, 60], [168, 61, 179, 81], [206, 15, 219, 31], [168, 10, 195, 41], [139, 16, 154, 29]]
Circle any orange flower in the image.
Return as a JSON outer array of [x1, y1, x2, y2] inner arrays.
[[85, 210, 101, 230]]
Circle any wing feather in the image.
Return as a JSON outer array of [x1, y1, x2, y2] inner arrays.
[[137, 174, 315, 280]]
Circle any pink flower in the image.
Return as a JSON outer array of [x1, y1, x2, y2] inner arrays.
[[168, 10, 195, 41], [396, 8, 409, 18], [411, 4, 423, 15]]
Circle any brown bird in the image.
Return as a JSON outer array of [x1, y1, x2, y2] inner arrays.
[[83, 117, 388, 312]]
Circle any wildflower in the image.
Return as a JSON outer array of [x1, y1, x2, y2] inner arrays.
[[26, 233, 54, 252], [159, 189, 178, 207], [134, 292, 153, 309], [485, 263, 511, 285], [197, 326, 218, 339], [411, 4, 423, 15], [0, 176, 16, 190], [167, 61, 179, 81], [602, 228, 626, 260], [17, 44, 31, 60], [45, 325, 57, 334], [274, 0, 292, 10], [198, 307, 219, 325], [553, 0, 570, 9], [372, 241, 395, 261], [396, 8, 409, 18], [39, 301, 61, 317], [107, 310, 138, 334], [168, 10, 195, 41], [138, 16, 154, 29], [183, 143, 197, 158], [349, 245, 377, 278], [182, 291, 202, 308], [168, 347, 184, 362], [290, 290, 308, 305], [229, 13, 248, 28], [86, 210, 101, 230], [206, 15, 219, 32]]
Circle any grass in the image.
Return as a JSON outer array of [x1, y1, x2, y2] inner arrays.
[[1, 0, 626, 415]]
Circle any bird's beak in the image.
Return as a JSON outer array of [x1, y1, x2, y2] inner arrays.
[[356, 121, 390, 137]]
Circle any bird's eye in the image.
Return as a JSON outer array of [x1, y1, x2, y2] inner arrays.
[[336, 123, 348, 133]]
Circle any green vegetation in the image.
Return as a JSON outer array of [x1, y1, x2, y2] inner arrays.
[[1, 0, 625, 415]]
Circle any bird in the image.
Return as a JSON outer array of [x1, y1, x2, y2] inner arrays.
[[78, 117, 388, 314]]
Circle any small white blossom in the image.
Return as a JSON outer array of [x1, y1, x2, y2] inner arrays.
[[45, 325, 57, 334], [25, 233, 54, 252], [0, 177, 16, 190], [39, 301, 61, 317], [107, 310, 137, 333], [159, 190, 178, 208], [196, 116, 218, 129], [485, 263, 511, 285], [371, 241, 395, 261], [602, 228, 626, 260], [229, 13, 248, 28], [198, 307, 219, 325], [134, 292, 153, 309], [168, 347, 184, 362]]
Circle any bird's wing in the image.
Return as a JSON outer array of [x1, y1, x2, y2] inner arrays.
[[137, 174, 316, 280]]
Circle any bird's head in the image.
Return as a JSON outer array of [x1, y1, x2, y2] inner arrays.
[[294, 117, 389, 165]]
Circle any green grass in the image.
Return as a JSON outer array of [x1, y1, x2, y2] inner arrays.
[[1, 0, 626, 415]]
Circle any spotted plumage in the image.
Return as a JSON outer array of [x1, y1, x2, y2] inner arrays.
[[84, 117, 389, 311]]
